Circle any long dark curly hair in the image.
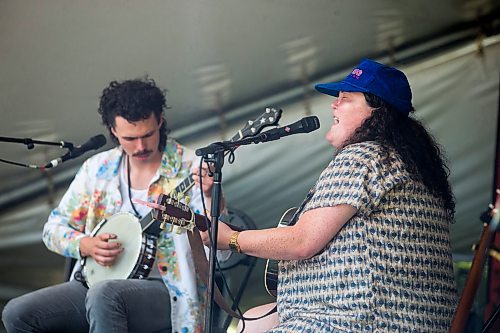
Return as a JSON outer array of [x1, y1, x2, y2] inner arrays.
[[342, 93, 455, 218], [97, 77, 170, 151]]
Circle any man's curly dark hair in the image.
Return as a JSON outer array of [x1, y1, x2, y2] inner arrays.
[[97, 77, 170, 151], [342, 93, 455, 219]]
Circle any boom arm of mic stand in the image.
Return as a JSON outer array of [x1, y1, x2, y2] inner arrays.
[[0, 136, 74, 150], [196, 133, 280, 157]]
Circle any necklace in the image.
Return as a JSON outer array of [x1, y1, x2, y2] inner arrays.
[[126, 155, 142, 219]]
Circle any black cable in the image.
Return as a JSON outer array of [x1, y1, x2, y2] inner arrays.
[[126, 155, 142, 219], [197, 155, 276, 332], [0, 158, 40, 169], [197, 156, 250, 328]]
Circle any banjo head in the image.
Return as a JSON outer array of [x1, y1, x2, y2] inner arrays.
[[84, 213, 143, 287]]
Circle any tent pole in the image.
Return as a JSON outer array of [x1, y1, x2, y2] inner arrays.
[[482, 71, 500, 333]]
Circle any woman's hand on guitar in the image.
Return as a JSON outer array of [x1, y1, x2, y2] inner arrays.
[[80, 233, 124, 267], [200, 221, 233, 250]]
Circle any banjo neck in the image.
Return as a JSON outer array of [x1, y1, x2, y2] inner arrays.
[[175, 173, 195, 196], [174, 107, 284, 198]]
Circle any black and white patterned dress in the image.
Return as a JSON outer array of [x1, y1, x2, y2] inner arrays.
[[268, 142, 457, 333]]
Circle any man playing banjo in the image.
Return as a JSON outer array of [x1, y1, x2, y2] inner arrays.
[[2, 77, 227, 332]]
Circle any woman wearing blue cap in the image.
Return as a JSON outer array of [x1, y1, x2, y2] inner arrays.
[[204, 59, 458, 332]]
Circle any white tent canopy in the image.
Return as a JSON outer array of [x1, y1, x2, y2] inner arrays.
[[1, 36, 498, 303], [0, 0, 499, 324], [2, 37, 498, 253]]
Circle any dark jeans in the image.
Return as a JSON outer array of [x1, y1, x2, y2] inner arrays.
[[2, 279, 171, 333]]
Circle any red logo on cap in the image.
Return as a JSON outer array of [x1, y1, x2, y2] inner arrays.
[[351, 68, 363, 79]]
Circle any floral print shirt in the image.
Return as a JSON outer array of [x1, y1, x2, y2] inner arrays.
[[42, 139, 207, 333]]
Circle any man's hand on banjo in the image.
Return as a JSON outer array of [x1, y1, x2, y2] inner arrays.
[[80, 233, 124, 267]]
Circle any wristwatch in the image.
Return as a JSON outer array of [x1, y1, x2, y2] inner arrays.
[[229, 231, 241, 253]]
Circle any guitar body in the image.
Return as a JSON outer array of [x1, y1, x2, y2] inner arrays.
[[264, 207, 297, 297]]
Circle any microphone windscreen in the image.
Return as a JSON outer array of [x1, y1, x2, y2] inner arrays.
[[301, 116, 320, 132], [88, 134, 107, 150]]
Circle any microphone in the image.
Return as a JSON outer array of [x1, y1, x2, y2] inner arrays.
[[258, 116, 320, 142], [44, 134, 107, 168], [195, 116, 320, 156]]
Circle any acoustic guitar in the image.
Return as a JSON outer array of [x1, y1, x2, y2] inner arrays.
[[264, 207, 298, 297], [150, 197, 298, 299]]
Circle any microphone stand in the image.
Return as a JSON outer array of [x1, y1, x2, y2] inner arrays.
[[0, 136, 74, 150], [198, 133, 273, 333], [0, 136, 74, 169], [198, 119, 321, 330], [196, 131, 281, 157], [203, 149, 224, 333]]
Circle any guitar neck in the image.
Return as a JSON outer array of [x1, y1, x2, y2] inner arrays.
[[155, 191, 243, 233], [193, 211, 244, 232], [178, 168, 239, 229]]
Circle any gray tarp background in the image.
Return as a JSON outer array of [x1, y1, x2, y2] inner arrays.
[[0, 1, 499, 330], [1, 37, 498, 318]]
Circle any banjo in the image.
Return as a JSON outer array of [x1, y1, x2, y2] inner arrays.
[[81, 108, 282, 287], [82, 212, 157, 287]]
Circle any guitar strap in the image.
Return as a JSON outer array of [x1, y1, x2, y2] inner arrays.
[[186, 228, 244, 319]]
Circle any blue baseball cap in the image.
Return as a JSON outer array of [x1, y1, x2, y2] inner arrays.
[[315, 59, 413, 115]]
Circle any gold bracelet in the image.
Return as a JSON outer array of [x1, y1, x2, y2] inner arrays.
[[229, 231, 241, 253]]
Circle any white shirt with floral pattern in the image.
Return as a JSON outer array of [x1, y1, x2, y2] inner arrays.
[[43, 139, 210, 333]]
